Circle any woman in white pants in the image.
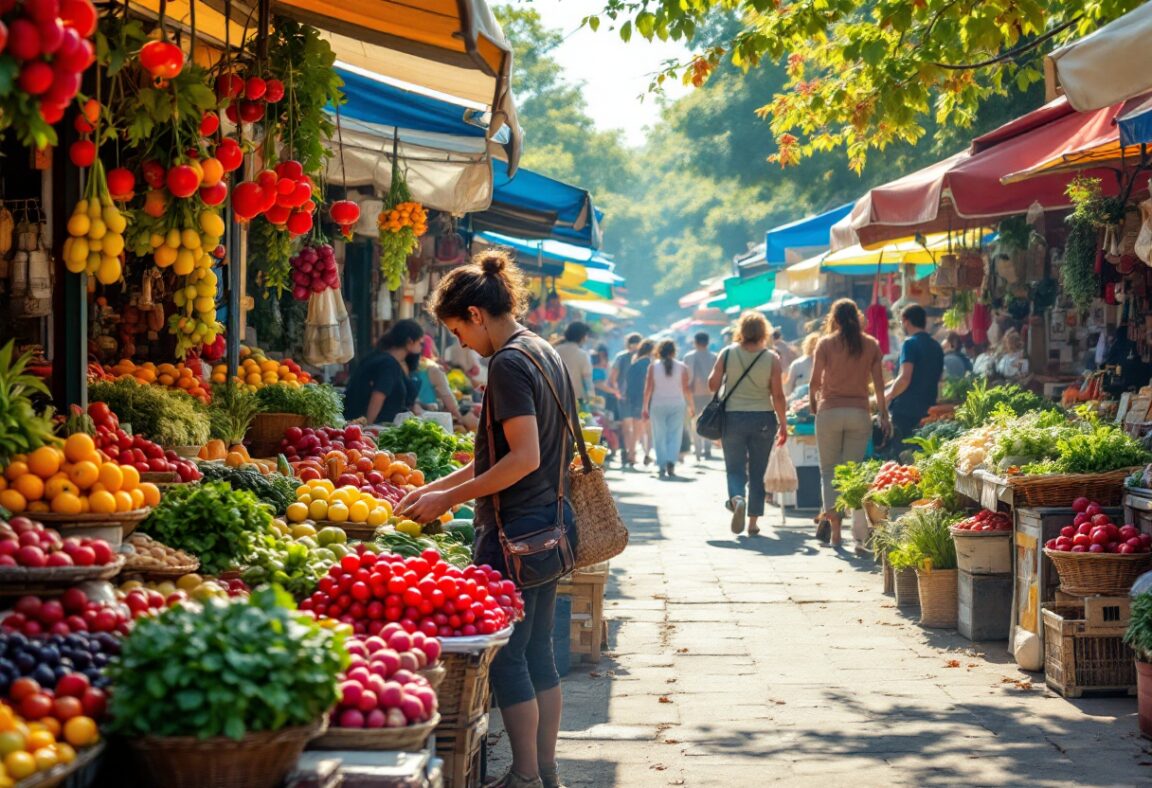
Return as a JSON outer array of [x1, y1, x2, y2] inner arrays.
[[643, 340, 694, 480], [809, 299, 891, 547]]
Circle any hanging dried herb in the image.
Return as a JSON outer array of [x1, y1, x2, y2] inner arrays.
[[1062, 177, 1105, 311]]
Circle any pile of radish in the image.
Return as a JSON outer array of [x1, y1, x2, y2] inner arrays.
[[331, 629, 440, 729], [1045, 498, 1152, 554]]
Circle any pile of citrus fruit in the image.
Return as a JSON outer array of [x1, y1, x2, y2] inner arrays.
[[0, 436, 160, 516], [102, 360, 211, 404], [211, 346, 311, 390], [0, 701, 96, 786], [285, 479, 393, 527]]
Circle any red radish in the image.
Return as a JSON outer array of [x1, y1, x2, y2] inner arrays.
[[7, 20, 41, 60], [1072, 497, 1091, 513]]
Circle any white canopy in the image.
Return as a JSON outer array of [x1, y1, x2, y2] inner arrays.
[[1046, 4, 1152, 111]]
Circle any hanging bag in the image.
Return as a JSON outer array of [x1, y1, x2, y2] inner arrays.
[[497, 342, 629, 570], [763, 444, 798, 494], [695, 348, 765, 440]]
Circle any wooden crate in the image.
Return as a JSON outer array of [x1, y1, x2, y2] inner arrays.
[[557, 562, 609, 663], [1041, 597, 1136, 698], [434, 713, 487, 788]]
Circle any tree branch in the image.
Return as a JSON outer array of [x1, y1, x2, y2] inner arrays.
[[931, 15, 1081, 70]]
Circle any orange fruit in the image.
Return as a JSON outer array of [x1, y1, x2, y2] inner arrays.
[[0, 490, 26, 514], [32, 746, 57, 770], [45, 476, 78, 500], [97, 463, 123, 493], [78, 496, 90, 514], [27, 502, 49, 514], [63, 434, 96, 464], [67, 461, 99, 490], [0, 478, 7, 492], [114, 491, 134, 512], [49, 493, 82, 516], [88, 491, 116, 515], [11, 475, 43, 502], [4, 751, 35, 779], [120, 464, 140, 491], [35, 717, 59, 737], [26, 729, 54, 751], [3, 462, 28, 481], [128, 488, 145, 509], [62, 717, 97, 748], [27, 447, 61, 479], [54, 743, 75, 764], [139, 482, 161, 507]]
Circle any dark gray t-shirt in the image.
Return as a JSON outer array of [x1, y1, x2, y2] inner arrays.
[[475, 331, 574, 529]]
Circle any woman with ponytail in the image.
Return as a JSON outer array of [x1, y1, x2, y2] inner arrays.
[[642, 339, 693, 480], [809, 299, 891, 547], [397, 250, 576, 788]]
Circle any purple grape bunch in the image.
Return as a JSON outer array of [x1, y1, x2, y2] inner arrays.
[[290, 243, 340, 301]]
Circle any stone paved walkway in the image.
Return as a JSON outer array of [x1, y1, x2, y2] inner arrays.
[[487, 460, 1152, 786]]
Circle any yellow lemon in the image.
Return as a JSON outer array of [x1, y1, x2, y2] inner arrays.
[[367, 507, 389, 527], [348, 500, 371, 524], [308, 485, 329, 502], [286, 502, 309, 523], [308, 499, 329, 521], [327, 503, 350, 523]]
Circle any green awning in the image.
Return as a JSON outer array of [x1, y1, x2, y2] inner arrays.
[[719, 272, 775, 311]]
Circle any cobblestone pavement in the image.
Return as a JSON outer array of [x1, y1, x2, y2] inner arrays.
[[486, 460, 1152, 786]]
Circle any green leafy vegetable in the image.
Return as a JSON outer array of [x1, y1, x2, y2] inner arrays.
[[832, 460, 881, 513], [256, 383, 344, 427], [888, 507, 963, 571], [89, 379, 210, 447], [108, 586, 347, 739], [954, 379, 1059, 428], [1125, 592, 1152, 664], [208, 383, 262, 445], [377, 419, 474, 480], [196, 463, 298, 513], [0, 341, 57, 465], [1021, 420, 1152, 475], [139, 482, 274, 574]]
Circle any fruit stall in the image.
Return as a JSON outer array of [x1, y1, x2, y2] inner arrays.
[[836, 380, 1152, 712]]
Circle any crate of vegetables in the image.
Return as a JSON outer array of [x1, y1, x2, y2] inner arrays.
[[951, 510, 1013, 575], [1043, 499, 1152, 596], [863, 463, 921, 526]]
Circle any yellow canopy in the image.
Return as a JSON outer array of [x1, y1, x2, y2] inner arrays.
[[1000, 139, 1142, 183], [128, 1, 256, 49], [824, 231, 986, 266]]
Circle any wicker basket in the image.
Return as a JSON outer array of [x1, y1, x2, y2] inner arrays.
[[439, 647, 498, 727], [124, 719, 326, 788], [1044, 549, 1152, 596], [0, 555, 125, 586], [893, 567, 920, 609], [34, 509, 151, 527], [1006, 469, 1137, 508], [569, 464, 628, 569], [313, 521, 381, 542], [916, 568, 958, 629], [309, 713, 439, 751], [248, 413, 307, 457], [881, 555, 894, 596], [139, 471, 179, 484], [418, 662, 447, 690], [863, 498, 889, 529]]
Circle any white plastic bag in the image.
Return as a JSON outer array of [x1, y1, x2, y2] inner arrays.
[[303, 287, 355, 366], [763, 445, 798, 493], [1134, 199, 1152, 263]]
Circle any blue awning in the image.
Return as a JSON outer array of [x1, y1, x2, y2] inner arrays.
[[1120, 96, 1152, 146], [468, 160, 602, 249], [338, 66, 491, 140], [763, 203, 853, 267], [475, 231, 616, 270]]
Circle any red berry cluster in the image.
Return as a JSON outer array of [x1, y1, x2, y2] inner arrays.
[[217, 72, 285, 124], [1, 0, 97, 125]]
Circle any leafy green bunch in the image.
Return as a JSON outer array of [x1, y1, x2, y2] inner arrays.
[[1021, 420, 1152, 475], [108, 586, 347, 739], [0, 342, 57, 465], [256, 383, 344, 427], [196, 463, 298, 513], [208, 382, 262, 445], [139, 482, 274, 574], [1125, 593, 1152, 664], [832, 460, 881, 513], [954, 379, 1059, 428], [89, 379, 210, 447], [888, 507, 963, 571], [910, 438, 961, 509]]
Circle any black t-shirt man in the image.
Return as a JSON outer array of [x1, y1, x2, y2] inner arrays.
[[343, 352, 410, 424]]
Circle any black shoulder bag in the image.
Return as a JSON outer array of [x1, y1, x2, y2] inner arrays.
[[694, 349, 766, 440], [483, 341, 576, 589]]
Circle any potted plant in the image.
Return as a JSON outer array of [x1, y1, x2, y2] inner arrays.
[[871, 516, 907, 596], [887, 542, 921, 609], [1124, 591, 1152, 739], [108, 586, 347, 788], [833, 460, 881, 554], [903, 508, 962, 628]]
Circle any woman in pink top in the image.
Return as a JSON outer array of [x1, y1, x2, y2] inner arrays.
[[642, 340, 694, 480], [809, 299, 892, 547]]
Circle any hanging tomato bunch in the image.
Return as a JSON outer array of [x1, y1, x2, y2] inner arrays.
[[0, 0, 97, 146], [377, 167, 427, 290], [230, 160, 316, 237], [215, 71, 284, 124]]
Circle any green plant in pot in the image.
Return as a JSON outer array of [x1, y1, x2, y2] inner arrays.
[[1124, 590, 1152, 739], [898, 507, 963, 628]]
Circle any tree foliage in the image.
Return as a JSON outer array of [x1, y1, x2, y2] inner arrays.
[[587, 0, 1142, 170]]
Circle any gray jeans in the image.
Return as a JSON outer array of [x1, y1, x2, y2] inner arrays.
[[691, 394, 713, 456], [816, 407, 872, 513]]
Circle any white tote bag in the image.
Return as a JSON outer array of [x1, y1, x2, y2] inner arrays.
[[763, 446, 798, 493]]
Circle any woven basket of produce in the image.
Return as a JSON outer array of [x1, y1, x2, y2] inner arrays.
[[0, 555, 125, 586], [1043, 549, 1152, 596], [417, 663, 447, 691], [1006, 469, 1136, 508], [893, 567, 919, 609], [310, 713, 439, 752], [916, 568, 958, 629], [126, 719, 326, 788], [248, 413, 307, 457], [122, 533, 200, 577]]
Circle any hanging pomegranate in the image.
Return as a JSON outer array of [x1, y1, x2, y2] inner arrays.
[[68, 138, 94, 167], [231, 181, 264, 222], [139, 40, 184, 81]]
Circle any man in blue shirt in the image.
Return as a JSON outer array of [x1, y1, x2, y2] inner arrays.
[[885, 305, 944, 450]]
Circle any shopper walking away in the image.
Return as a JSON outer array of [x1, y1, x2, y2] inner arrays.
[[708, 312, 788, 536], [785, 332, 820, 397], [642, 340, 694, 480], [555, 321, 594, 404], [625, 339, 655, 468], [343, 320, 425, 424], [809, 299, 891, 547], [684, 331, 717, 460], [773, 328, 798, 369], [592, 345, 621, 456], [609, 333, 642, 468], [886, 305, 944, 452], [398, 250, 576, 788], [941, 332, 973, 381]]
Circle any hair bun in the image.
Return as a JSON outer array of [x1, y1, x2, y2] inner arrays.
[[479, 253, 506, 276]]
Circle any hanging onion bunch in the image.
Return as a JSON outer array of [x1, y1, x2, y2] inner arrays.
[[377, 166, 427, 291]]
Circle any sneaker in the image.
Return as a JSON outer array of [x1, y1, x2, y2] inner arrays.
[[658, 468, 668, 480], [485, 770, 544, 788], [730, 496, 746, 534]]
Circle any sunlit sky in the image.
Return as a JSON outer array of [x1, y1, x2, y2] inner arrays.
[[507, 0, 692, 147]]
